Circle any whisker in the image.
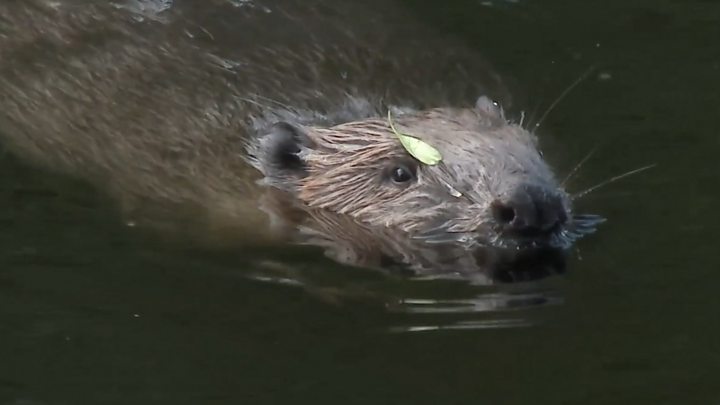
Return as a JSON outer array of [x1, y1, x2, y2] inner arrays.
[[560, 145, 599, 187], [525, 99, 544, 131], [533, 65, 596, 130], [572, 164, 657, 200]]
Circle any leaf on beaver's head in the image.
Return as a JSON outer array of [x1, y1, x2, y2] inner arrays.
[[387, 110, 442, 166]]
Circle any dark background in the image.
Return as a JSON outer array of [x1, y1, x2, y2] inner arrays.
[[1, 0, 718, 404]]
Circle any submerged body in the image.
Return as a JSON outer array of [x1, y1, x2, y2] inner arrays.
[[0, 0, 598, 258]]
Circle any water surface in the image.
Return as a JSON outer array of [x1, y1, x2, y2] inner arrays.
[[1, 0, 719, 404]]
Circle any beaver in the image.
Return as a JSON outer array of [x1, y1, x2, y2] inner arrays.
[[0, 0, 601, 255]]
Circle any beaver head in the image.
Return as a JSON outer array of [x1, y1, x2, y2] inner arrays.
[[249, 97, 600, 251]]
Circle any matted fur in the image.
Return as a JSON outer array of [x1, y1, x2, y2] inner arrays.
[[251, 105, 579, 248]]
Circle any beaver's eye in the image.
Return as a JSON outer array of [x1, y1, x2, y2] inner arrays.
[[390, 165, 414, 184]]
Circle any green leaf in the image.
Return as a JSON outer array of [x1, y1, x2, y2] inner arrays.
[[387, 110, 443, 166]]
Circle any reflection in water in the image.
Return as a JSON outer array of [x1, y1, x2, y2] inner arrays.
[[390, 319, 534, 333], [386, 287, 564, 332], [237, 188, 602, 332], [246, 255, 564, 332]]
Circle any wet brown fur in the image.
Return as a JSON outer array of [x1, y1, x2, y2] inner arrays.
[[0, 1, 579, 248]]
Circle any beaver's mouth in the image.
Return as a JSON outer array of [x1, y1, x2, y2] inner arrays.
[[414, 214, 605, 251]]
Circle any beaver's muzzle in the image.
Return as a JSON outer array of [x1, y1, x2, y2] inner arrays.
[[491, 184, 568, 239]]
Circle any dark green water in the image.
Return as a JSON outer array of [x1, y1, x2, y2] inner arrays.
[[1, 1, 719, 404]]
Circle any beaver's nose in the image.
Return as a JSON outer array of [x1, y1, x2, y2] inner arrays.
[[491, 184, 568, 237]]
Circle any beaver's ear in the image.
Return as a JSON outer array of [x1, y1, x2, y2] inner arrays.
[[253, 122, 315, 184]]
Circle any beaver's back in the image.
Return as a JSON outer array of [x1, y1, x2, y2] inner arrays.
[[0, 0, 508, 212]]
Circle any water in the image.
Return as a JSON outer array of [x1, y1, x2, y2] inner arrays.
[[1, 1, 719, 404]]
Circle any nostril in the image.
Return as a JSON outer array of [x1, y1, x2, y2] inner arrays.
[[492, 185, 569, 238], [492, 203, 516, 225]]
